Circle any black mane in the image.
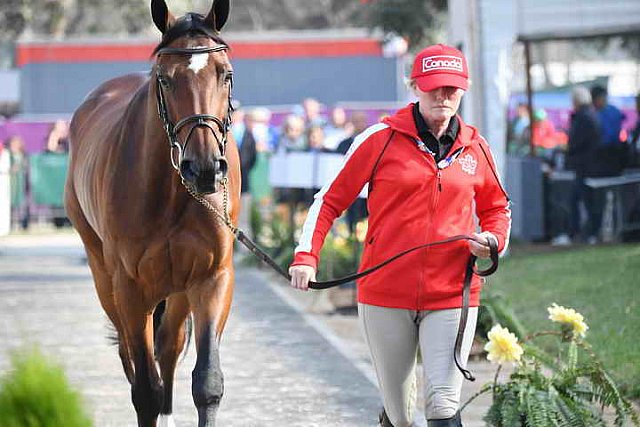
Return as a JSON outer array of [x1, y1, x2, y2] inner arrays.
[[153, 13, 227, 55]]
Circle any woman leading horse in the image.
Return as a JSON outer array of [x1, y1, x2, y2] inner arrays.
[[64, 1, 237, 426]]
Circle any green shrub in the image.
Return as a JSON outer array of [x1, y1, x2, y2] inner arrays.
[[0, 348, 92, 427], [318, 233, 360, 281], [478, 288, 528, 340], [244, 202, 362, 281]]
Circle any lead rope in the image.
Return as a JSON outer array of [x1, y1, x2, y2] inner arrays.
[[182, 178, 498, 381], [182, 177, 294, 280]]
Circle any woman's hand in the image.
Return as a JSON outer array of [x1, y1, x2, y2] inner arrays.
[[288, 265, 317, 291], [469, 232, 497, 259]]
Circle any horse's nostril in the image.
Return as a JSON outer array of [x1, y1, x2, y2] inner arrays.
[[179, 160, 198, 182]]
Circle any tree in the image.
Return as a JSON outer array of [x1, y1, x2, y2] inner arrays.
[[4, 0, 456, 41], [217, 0, 368, 32], [0, 0, 30, 42], [363, 0, 447, 50]]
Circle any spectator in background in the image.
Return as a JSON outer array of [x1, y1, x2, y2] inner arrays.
[[231, 106, 245, 143], [238, 111, 257, 233], [8, 136, 29, 230], [627, 92, 640, 168], [336, 111, 370, 233], [507, 102, 530, 156], [248, 108, 276, 204], [0, 141, 10, 236], [530, 108, 568, 162], [302, 98, 326, 128], [44, 120, 69, 154], [250, 107, 278, 153], [306, 125, 327, 152], [336, 111, 369, 154], [323, 107, 351, 151], [277, 115, 306, 152], [591, 85, 625, 176], [562, 86, 601, 245], [42, 120, 71, 228]]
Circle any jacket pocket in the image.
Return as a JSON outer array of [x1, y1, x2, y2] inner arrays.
[[361, 233, 377, 268]]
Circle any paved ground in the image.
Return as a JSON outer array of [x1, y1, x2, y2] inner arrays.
[[0, 233, 381, 426], [0, 232, 496, 426]]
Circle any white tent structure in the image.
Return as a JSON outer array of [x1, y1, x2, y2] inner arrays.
[[448, 0, 640, 240], [448, 0, 640, 172]]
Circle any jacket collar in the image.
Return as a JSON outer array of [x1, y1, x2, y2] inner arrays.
[[382, 103, 476, 149]]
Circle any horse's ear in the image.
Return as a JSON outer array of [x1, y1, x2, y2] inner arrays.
[[151, 0, 176, 34], [204, 0, 230, 32]]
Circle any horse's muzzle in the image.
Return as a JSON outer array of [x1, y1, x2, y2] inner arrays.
[[180, 157, 228, 194]]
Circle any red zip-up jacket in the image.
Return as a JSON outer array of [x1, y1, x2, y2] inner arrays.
[[291, 104, 511, 310]]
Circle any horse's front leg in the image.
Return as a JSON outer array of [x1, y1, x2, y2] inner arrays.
[[115, 269, 163, 427], [187, 267, 234, 427], [156, 293, 191, 426]]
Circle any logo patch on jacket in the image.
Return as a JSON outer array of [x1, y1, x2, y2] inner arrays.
[[459, 154, 477, 175]]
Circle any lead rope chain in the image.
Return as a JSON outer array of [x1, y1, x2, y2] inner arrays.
[[182, 177, 237, 236]]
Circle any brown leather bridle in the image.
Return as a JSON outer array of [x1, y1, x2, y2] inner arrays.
[[154, 44, 233, 173]]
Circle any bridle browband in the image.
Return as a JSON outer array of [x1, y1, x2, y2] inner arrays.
[[154, 44, 233, 172]]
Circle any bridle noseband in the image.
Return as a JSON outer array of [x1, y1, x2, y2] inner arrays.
[[154, 44, 233, 172]]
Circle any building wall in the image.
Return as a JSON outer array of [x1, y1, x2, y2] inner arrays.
[[17, 35, 402, 115], [447, 0, 515, 178], [0, 70, 19, 103], [516, 0, 640, 38]]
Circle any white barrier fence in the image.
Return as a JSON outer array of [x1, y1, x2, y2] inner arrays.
[[268, 151, 367, 198]]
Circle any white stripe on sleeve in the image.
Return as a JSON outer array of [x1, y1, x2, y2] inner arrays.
[[295, 123, 389, 255], [479, 137, 512, 257]]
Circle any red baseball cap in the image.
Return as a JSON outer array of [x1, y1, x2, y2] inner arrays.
[[411, 44, 469, 92]]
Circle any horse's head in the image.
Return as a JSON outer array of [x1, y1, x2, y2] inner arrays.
[[151, 0, 232, 195]]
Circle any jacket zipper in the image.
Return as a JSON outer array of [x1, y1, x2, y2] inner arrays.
[[418, 154, 442, 308], [435, 147, 464, 193]]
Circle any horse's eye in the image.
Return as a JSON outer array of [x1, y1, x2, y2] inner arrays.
[[159, 75, 171, 89]]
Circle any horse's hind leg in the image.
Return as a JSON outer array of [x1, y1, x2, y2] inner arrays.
[[114, 269, 163, 427], [65, 186, 134, 382], [187, 266, 234, 427], [89, 256, 135, 384], [155, 293, 191, 426]]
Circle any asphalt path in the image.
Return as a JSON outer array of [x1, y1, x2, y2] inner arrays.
[[0, 233, 381, 426]]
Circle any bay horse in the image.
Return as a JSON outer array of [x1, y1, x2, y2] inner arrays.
[[64, 1, 238, 425]]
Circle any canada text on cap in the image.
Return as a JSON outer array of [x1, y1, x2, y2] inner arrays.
[[410, 44, 469, 92]]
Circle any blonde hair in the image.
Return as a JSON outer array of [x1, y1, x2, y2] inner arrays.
[[405, 78, 472, 93]]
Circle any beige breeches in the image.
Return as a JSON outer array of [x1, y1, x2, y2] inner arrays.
[[358, 303, 477, 426]]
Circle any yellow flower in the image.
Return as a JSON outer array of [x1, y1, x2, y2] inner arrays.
[[547, 303, 589, 337], [484, 324, 524, 364], [335, 222, 350, 239], [333, 236, 347, 248]]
